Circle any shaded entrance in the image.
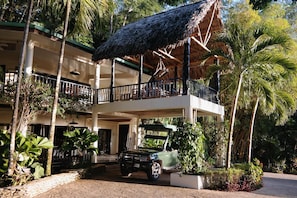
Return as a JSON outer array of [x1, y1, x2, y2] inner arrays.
[[118, 125, 129, 153], [99, 129, 111, 154]]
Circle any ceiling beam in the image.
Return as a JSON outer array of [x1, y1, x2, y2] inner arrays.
[[125, 56, 155, 69], [191, 36, 211, 52], [153, 51, 166, 59], [158, 49, 182, 64]]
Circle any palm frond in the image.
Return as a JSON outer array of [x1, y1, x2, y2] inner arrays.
[[252, 34, 290, 54]]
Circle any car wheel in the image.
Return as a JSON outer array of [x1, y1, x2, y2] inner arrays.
[[120, 164, 131, 177], [147, 161, 161, 181]]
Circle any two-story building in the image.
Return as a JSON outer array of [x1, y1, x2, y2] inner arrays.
[[0, 0, 224, 164]]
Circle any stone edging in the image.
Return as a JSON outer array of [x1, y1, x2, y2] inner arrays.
[[0, 171, 81, 198]]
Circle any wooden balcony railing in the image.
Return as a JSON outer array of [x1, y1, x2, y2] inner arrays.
[[1, 73, 218, 106], [95, 79, 219, 104], [0, 72, 94, 105], [33, 73, 93, 104]]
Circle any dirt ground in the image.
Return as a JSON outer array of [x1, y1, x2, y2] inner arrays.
[[35, 164, 297, 198]]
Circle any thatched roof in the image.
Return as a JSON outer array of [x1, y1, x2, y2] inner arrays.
[[93, 0, 223, 80]]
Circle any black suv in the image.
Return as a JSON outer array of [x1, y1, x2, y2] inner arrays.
[[119, 124, 178, 181]]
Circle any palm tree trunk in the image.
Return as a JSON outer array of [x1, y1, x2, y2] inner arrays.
[[8, 0, 33, 176], [227, 71, 244, 168], [248, 97, 259, 163], [46, 0, 71, 176]]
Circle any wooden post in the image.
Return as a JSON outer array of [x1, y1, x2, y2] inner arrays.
[[174, 66, 177, 92], [110, 59, 115, 102], [138, 55, 143, 99], [182, 38, 190, 95]]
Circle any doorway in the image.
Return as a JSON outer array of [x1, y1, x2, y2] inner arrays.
[[118, 125, 129, 153], [98, 129, 111, 154]]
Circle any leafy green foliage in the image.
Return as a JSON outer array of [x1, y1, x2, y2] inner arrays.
[[205, 168, 244, 190], [172, 122, 207, 174], [62, 128, 98, 156], [253, 113, 297, 174], [0, 129, 53, 186], [0, 78, 53, 133], [203, 119, 229, 168], [207, 1, 297, 165], [15, 132, 53, 168], [205, 158, 263, 191], [0, 130, 10, 174], [232, 159, 263, 190]]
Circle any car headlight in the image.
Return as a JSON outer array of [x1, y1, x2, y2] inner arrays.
[[150, 153, 158, 160]]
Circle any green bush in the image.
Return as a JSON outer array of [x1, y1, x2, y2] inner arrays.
[[233, 158, 263, 190], [205, 168, 244, 190], [0, 130, 53, 186], [205, 158, 263, 191], [62, 128, 98, 167], [173, 122, 207, 174]]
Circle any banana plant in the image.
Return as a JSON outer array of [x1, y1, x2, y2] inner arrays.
[[62, 128, 98, 158], [1, 130, 53, 181]]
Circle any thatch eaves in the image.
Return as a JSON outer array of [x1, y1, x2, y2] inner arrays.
[[93, 0, 223, 80], [93, 0, 219, 61]]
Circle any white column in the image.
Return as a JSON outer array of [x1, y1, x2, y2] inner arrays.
[[184, 107, 194, 124], [24, 40, 34, 77], [91, 63, 101, 163], [95, 63, 101, 90], [128, 117, 139, 150]]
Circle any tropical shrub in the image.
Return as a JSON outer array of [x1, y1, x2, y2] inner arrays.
[[0, 79, 53, 133], [203, 119, 229, 168], [205, 158, 263, 191], [61, 128, 98, 166], [172, 122, 207, 174], [0, 130, 53, 186], [0, 130, 10, 175], [205, 168, 244, 191]]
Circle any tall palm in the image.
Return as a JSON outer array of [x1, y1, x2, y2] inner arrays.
[[208, 4, 296, 168], [45, 0, 71, 177], [245, 58, 297, 163], [8, 0, 34, 176], [42, 0, 103, 176]]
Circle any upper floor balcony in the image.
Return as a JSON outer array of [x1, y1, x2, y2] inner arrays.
[[96, 78, 219, 104], [0, 72, 93, 109], [0, 72, 219, 111]]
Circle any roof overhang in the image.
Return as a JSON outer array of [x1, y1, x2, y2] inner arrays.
[[93, 0, 224, 80]]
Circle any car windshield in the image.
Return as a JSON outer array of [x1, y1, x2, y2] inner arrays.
[[139, 135, 168, 150]]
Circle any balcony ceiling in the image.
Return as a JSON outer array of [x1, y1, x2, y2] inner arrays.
[[92, 0, 224, 80]]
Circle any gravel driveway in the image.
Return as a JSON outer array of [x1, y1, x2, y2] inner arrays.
[[35, 164, 297, 198]]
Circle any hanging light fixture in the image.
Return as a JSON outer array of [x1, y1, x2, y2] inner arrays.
[[69, 119, 78, 125], [70, 70, 80, 76]]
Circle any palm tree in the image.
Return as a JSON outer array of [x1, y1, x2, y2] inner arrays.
[[245, 57, 297, 163], [207, 3, 297, 168], [42, 0, 105, 176], [45, 0, 71, 177], [8, 0, 34, 176]]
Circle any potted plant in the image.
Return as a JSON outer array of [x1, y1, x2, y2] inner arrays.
[[170, 122, 209, 189]]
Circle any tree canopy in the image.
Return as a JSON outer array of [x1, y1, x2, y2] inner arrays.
[[208, 1, 297, 167]]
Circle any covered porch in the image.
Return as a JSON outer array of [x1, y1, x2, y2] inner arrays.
[[90, 0, 225, 160], [91, 0, 225, 123]]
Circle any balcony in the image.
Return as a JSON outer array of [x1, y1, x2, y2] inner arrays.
[[1, 73, 219, 107], [96, 79, 219, 104], [0, 72, 93, 108]]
